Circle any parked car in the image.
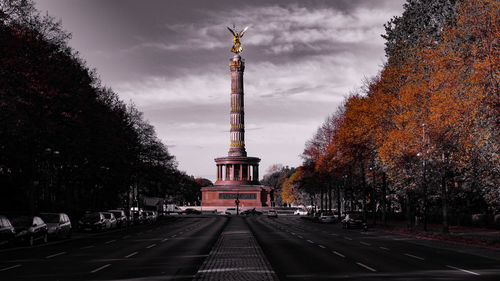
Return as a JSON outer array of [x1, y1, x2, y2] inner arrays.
[[11, 215, 48, 246], [40, 213, 72, 239], [267, 209, 278, 218], [342, 213, 367, 230], [294, 209, 308, 216], [108, 210, 128, 228], [102, 212, 117, 229], [130, 210, 143, 225], [78, 212, 106, 232], [225, 207, 238, 216], [145, 211, 158, 223], [318, 211, 336, 223], [183, 208, 201, 215], [241, 208, 262, 216], [0, 215, 16, 247]]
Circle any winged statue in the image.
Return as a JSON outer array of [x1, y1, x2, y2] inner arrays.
[[227, 26, 249, 54]]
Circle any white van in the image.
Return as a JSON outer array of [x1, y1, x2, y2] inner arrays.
[[225, 208, 237, 216]]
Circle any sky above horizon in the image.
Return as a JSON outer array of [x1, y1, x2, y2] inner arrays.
[[33, 0, 405, 183]]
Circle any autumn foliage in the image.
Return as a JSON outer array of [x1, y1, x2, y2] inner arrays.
[[297, 0, 499, 228]]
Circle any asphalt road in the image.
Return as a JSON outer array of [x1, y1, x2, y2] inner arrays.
[[1, 214, 499, 280], [0, 215, 227, 281], [246, 215, 500, 281]]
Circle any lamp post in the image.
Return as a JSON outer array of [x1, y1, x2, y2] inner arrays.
[[418, 123, 428, 231]]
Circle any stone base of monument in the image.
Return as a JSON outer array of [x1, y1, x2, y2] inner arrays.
[[201, 185, 272, 207]]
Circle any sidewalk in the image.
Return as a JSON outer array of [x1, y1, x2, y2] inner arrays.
[[193, 216, 279, 281], [373, 220, 500, 248]]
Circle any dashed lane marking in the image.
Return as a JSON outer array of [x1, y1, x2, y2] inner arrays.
[[104, 239, 116, 244], [90, 264, 111, 273], [162, 238, 169, 242], [446, 265, 480, 276], [356, 262, 377, 272], [0, 264, 21, 272], [297, 235, 303, 239], [333, 251, 345, 258], [404, 253, 425, 260], [46, 251, 66, 259], [379, 246, 390, 250], [122, 235, 130, 239], [329, 233, 338, 236], [146, 243, 157, 249], [171, 234, 177, 238], [80, 245, 95, 249], [125, 252, 138, 258], [360, 242, 371, 246], [344, 236, 353, 240], [318, 245, 326, 249], [307, 240, 314, 244]]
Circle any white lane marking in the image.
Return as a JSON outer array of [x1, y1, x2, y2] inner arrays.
[[179, 231, 183, 234], [297, 235, 303, 239], [291, 232, 296, 235], [162, 238, 169, 242], [446, 265, 480, 276], [333, 251, 345, 258], [405, 253, 425, 260], [125, 251, 138, 258], [104, 239, 116, 244], [379, 246, 390, 250], [171, 234, 177, 237], [0, 264, 22, 272], [356, 262, 377, 272], [344, 236, 353, 240], [360, 242, 371, 246], [318, 245, 326, 249], [146, 243, 157, 249], [122, 235, 130, 239], [329, 233, 338, 236], [46, 251, 66, 259], [306, 240, 314, 244], [80, 245, 95, 249], [90, 264, 111, 273]]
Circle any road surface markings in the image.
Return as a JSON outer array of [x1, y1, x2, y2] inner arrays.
[[125, 252, 138, 258], [162, 238, 169, 242], [329, 233, 338, 236], [356, 262, 377, 272], [171, 234, 177, 238], [297, 235, 303, 239], [306, 240, 314, 244], [90, 264, 111, 273], [46, 251, 66, 259], [146, 243, 157, 249], [122, 235, 130, 239], [0, 264, 21, 272], [332, 251, 345, 258], [379, 246, 390, 250], [80, 245, 95, 249], [318, 245, 326, 249], [291, 232, 296, 235], [404, 253, 425, 260], [344, 236, 353, 240], [360, 241, 371, 246], [446, 265, 480, 276], [179, 231, 183, 234], [104, 239, 116, 244]]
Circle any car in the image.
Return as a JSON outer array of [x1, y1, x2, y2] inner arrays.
[[130, 210, 144, 225], [318, 211, 335, 223], [102, 212, 117, 229], [146, 211, 158, 223], [267, 209, 278, 218], [294, 209, 308, 216], [11, 215, 48, 246], [0, 215, 16, 247], [225, 207, 238, 216], [240, 209, 262, 216], [78, 212, 106, 232], [183, 208, 201, 215], [108, 210, 128, 228], [40, 212, 72, 239], [342, 213, 368, 231]]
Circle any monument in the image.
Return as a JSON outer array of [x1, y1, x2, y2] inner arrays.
[[201, 26, 272, 208]]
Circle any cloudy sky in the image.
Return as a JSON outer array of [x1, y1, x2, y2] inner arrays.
[[34, 0, 405, 182]]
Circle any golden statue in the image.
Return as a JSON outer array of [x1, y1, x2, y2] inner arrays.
[[227, 26, 248, 54]]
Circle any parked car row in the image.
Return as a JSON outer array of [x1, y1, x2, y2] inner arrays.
[[0, 213, 71, 247], [78, 209, 136, 232], [129, 210, 158, 225]]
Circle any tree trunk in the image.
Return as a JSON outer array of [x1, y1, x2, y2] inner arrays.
[[381, 172, 387, 226], [328, 184, 332, 211], [337, 183, 342, 222], [320, 188, 324, 211], [441, 174, 449, 234]]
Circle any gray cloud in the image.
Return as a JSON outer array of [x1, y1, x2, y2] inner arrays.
[[34, 0, 405, 182]]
